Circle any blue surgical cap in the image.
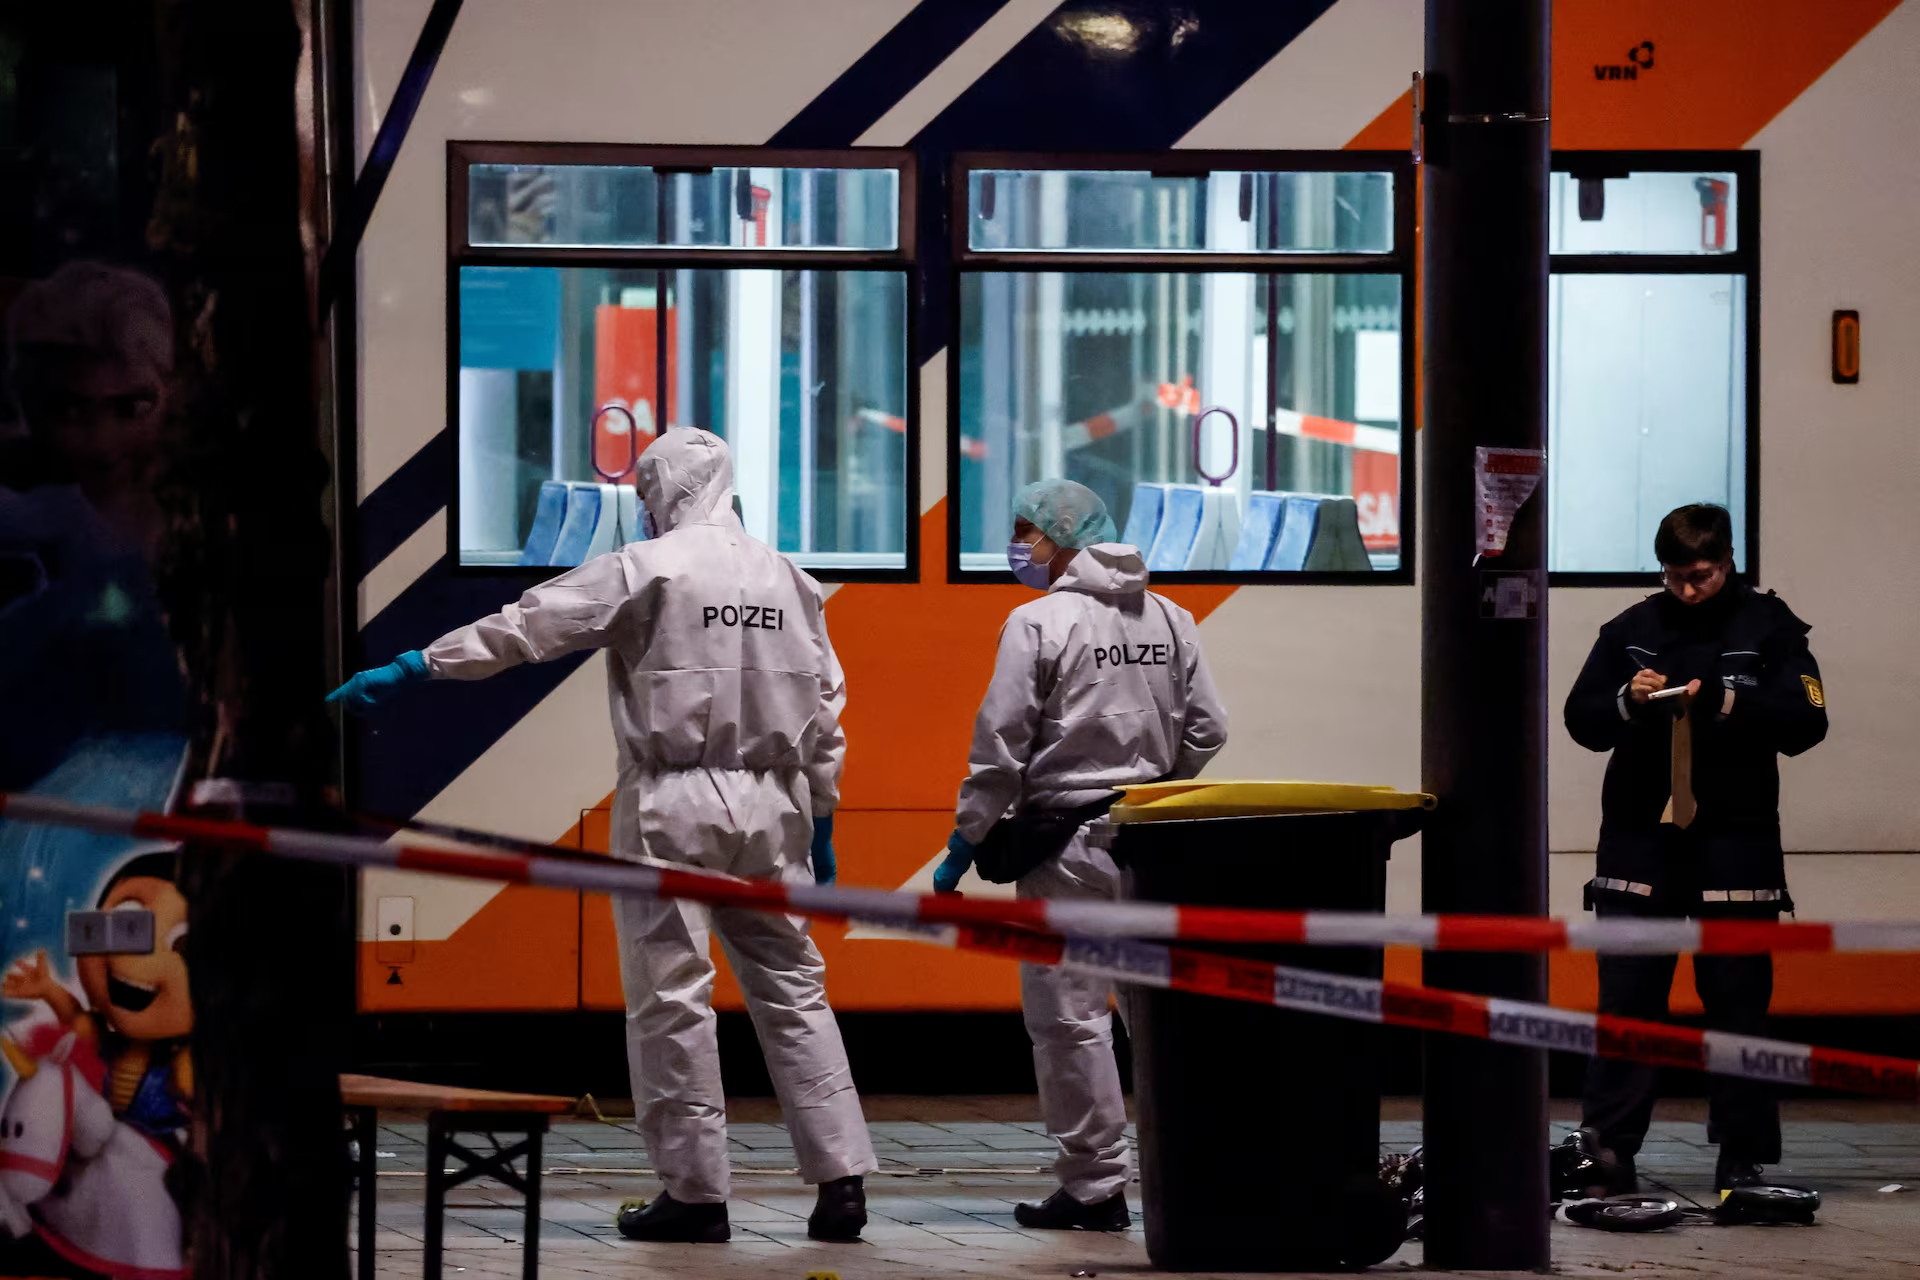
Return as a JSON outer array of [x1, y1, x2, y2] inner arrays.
[[1013, 479, 1117, 551]]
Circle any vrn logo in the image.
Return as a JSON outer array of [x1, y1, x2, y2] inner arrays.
[[1595, 41, 1655, 81]]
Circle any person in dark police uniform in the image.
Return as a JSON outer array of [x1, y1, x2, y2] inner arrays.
[[1564, 504, 1828, 1194]]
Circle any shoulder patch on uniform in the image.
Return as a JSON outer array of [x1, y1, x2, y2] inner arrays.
[[1801, 675, 1825, 708]]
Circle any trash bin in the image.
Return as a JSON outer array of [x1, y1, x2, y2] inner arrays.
[[1105, 781, 1431, 1272]]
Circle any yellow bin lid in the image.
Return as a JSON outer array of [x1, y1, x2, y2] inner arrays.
[[1110, 780, 1437, 824]]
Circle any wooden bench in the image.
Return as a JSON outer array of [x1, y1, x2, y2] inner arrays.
[[341, 1074, 573, 1280]]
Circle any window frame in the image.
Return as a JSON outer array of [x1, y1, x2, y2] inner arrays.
[[946, 149, 1418, 586], [1548, 149, 1760, 587], [444, 141, 921, 583]]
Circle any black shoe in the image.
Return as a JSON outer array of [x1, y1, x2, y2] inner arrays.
[[1555, 1129, 1637, 1200], [808, 1175, 867, 1242], [1714, 1154, 1766, 1194], [1014, 1188, 1131, 1232], [616, 1192, 731, 1243], [1578, 1130, 1638, 1196]]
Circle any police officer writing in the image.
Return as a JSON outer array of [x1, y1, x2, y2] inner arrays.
[[1565, 504, 1828, 1196], [932, 479, 1227, 1231]]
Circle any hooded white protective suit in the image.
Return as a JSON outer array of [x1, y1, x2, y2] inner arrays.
[[955, 543, 1227, 1205], [424, 427, 876, 1203]]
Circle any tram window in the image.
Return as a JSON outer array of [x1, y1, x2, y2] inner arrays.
[[1547, 156, 1756, 578], [1549, 169, 1739, 256], [449, 145, 915, 579], [467, 163, 900, 252], [456, 265, 908, 571], [956, 272, 1403, 572], [952, 157, 1413, 579], [1549, 275, 1747, 573], [967, 169, 1394, 255]]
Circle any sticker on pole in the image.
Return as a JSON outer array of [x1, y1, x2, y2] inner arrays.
[[1480, 571, 1540, 621], [1475, 446, 1544, 557]]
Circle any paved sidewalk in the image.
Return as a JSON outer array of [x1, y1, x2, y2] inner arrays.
[[356, 1097, 1920, 1279]]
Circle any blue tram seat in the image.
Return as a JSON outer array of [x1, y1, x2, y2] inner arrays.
[[1230, 491, 1290, 570], [1145, 484, 1241, 572], [1256, 494, 1375, 572], [1265, 495, 1324, 571], [551, 483, 620, 565], [518, 481, 571, 567], [523, 483, 624, 567], [1145, 485, 1204, 573], [1122, 483, 1168, 552]]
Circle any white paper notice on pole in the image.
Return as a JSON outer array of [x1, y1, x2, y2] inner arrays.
[[1475, 446, 1545, 557]]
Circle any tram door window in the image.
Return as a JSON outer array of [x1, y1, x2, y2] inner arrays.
[[1548, 157, 1758, 579], [449, 149, 914, 577], [951, 157, 1414, 579]]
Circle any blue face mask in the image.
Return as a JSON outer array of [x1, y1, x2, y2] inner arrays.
[[640, 508, 658, 541], [1006, 540, 1054, 589]]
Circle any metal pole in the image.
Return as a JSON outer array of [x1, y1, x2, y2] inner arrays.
[[1418, 0, 1551, 1269], [656, 178, 671, 434], [1265, 172, 1280, 493], [799, 169, 817, 552]]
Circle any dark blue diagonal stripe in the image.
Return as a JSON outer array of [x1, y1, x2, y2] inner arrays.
[[917, 0, 1339, 152], [320, 0, 464, 316], [357, 0, 1341, 820], [912, 0, 1341, 359], [354, 561, 589, 818], [358, 428, 453, 577], [768, 0, 1014, 147], [349, 0, 1020, 819]]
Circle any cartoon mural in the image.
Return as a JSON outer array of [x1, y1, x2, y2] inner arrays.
[[6, 854, 194, 1146], [0, 850, 191, 1280], [0, 1025, 184, 1280]]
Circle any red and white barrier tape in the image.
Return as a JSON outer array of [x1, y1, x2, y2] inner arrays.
[[1272, 407, 1401, 457], [931, 921, 1920, 1101], [4, 792, 1916, 1099], [4, 793, 1918, 957]]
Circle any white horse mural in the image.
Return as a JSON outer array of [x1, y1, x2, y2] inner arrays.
[[0, 1030, 185, 1280]]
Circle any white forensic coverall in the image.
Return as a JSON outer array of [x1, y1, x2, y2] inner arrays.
[[953, 543, 1227, 1204], [423, 427, 877, 1203]]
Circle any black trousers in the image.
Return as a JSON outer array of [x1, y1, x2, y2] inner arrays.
[[1581, 898, 1780, 1163]]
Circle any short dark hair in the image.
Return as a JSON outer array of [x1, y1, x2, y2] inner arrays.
[[1654, 504, 1733, 567]]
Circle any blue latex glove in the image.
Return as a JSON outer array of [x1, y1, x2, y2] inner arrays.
[[809, 814, 836, 886], [326, 650, 430, 715], [932, 831, 975, 894]]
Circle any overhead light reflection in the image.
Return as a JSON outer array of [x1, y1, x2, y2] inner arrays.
[[1054, 10, 1146, 55]]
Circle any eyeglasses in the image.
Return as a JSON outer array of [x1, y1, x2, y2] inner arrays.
[[1662, 563, 1727, 591]]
